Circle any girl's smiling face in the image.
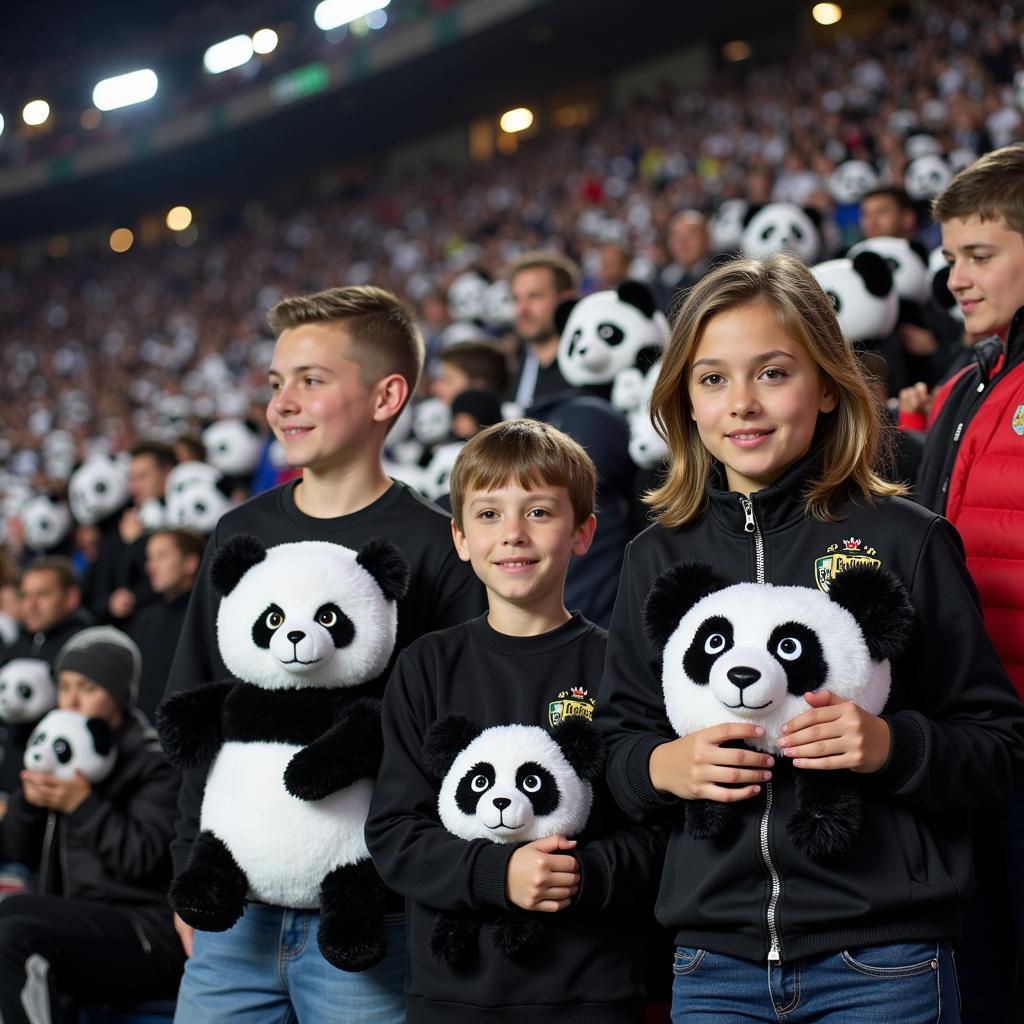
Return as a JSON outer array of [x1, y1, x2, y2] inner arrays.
[[687, 301, 837, 496]]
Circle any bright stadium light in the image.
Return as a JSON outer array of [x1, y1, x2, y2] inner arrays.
[[812, 3, 843, 25], [23, 100, 50, 126], [204, 35, 255, 74], [92, 69, 158, 112], [499, 108, 534, 134], [0, 113, 4, 137], [166, 206, 193, 231], [252, 28, 279, 54], [109, 228, 134, 253], [314, 0, 390, 32]]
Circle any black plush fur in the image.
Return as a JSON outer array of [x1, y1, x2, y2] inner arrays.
[[553, 297, 577, 338], [356, 538, 411, 603], [430, 911, 480, 970], [86, 717, 113, 757], [491, 913, 545, 959], [552, 716, 606, 781], [210, 534, 267, 596], [617, 280, 658, 320], [156, 682, 234, 769], [827, 566, 914, 662], [684, 799, 731, 841], [318, 859, 387, 971], [787, 773, 862, 860], [851, 250, 894, 298], [169, 830, 249, 931], [644, 561, 726, 651], [423, 715, 482, 780]]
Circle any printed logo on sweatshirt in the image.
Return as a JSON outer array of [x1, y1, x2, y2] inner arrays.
[[1012, 404, 1024, 437], [814, 537, 881, 593], [548, 686, 595, 727]]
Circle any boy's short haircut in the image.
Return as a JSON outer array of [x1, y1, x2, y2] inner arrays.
[[449, 418, 596, 531], [129, 440, 177, 470], [861, 186, 915, 212], [932, 143, 1024, 235], [174, 434, 207, 463], [439, 342, 510, 396], [267, 285, 425, 400], [507, 251, 582, 294], [150, 527, 207, 563], [22, 556, 78, 592]]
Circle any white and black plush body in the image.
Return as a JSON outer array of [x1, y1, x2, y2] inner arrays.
[[0, 659, 56, 725], [157, 534, 409, 971], [644, 561, 913, 859], [24, 708, 116, 783], [422, 715, 605, 968], [811, 252, 898, 346]]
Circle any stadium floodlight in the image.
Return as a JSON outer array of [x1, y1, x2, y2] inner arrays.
[[314, 0, 390, 32], [252, 28, 279, 54], [204, 35, 255, 74], [0, 113, 4, 138], [23, 100, 50, 126], [92, 69, 158, 112], [499, 108, 534, 134], [812, 3, 842, 25]]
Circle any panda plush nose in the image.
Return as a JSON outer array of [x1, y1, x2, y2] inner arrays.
[[286, 630, 305, 644], [727, 667, 761, 690], [492, 797, 511, 811]]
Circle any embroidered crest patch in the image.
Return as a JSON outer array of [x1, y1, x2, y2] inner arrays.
[[814, 537, 882, 593], [548, 685, 595, 727], [1012, 404, 1024, 437]]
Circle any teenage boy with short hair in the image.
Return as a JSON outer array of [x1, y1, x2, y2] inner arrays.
[[367, 418, 661, 1023], [166, 285, 483, 1023]]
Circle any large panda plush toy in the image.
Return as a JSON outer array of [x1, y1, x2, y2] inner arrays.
[[0, 659, 57, 725], [740, 203, 822, 264], [157, 534, 409, 971], [811, 251, 898, 346], [644, 561, 914, 860], [24, 709, 117, 783], [422, 714, 605, 968]]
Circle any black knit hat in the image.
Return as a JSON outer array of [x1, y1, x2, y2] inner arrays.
[[55, 627, 140, 710], [451, 388, 504, 431]]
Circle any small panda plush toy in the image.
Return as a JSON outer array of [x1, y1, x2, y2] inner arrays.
[[740, 203, 822, 264], [201, 419, 263, 493], [422, 715, 605, 969], [644, 561, 914, 860], [164, 463, 233, 535], [20, 495, 73, 554], [157, 534, 409, 971], [68, 455, 130, 527], [24, 709, 116, 784], [0, 659, 56, 725], [811, 251, 898, 345]]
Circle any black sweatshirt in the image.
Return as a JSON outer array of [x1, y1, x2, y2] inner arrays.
[[366, 613, 663, 1024], [163, 478, 484, 875], [596, 456, 1024, 963]]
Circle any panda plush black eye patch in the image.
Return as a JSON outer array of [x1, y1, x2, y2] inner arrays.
[[314, 603, 355, 648], [596, 322, 625, 346], [456, 762, 496, 814], [684, 616, 735, 685], [516, 762, 558, 815], [767, 622, 827, 695], [54, 738, 72, 764], [252, 603, 287, 648]]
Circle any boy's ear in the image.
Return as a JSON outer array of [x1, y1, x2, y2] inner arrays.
[[572, 514, 597, 558], [374, 374, 410, 424], [423, 715, 481, 780], [644, 561, 726, 651], [552, 716, 606, 781], [450, 518, 472, 563]]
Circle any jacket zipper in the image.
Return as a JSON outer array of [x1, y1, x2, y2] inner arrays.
[[741, 496, 782, 962], [38, 812, 57, 892]]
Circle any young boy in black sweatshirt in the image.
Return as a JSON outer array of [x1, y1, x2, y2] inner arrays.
[[366, 418, 662, 1023]]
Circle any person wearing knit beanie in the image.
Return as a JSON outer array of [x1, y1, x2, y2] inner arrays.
[[54, 625, 141, 724]]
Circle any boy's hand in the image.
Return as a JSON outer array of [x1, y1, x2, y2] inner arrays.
[[506, 835, 579, 912], [174, 914, 195, 957], [780, 690, 892, 774], [649, 724, 773, 802], [21, 769, 92, 813], [898, 381, 932, 418]]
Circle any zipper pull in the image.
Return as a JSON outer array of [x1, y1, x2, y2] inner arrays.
[[741, 497, 756, 533], [768, 942, 781, 963]]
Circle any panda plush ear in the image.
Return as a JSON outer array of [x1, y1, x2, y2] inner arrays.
[[827, 566, 914, 661], [87, 717, 113, 758], [644, 561, 727, 652], [554, 298, 578, 337], [802, 206, 824, 230], [356, 538, 410, 603], [210, 534, 267, 596], [741, 204, 765, 229], [423, 715, 482, 780], [551, 716, 606, 781], [616, 280, 658, 320], [908, 239, 929, 265], [850, 251, 894, 298]]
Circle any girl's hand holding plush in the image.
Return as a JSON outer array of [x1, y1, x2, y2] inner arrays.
[[21, 767, 91, 814], [780, 689, 893, 774], [505, 834, 579, 912]]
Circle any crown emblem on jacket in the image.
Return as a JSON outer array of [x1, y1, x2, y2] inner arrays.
[[842, 537, 861, 551], [570, 686, 587, 699]]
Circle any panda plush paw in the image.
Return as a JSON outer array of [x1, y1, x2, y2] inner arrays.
[[787, 775, 861, 861], [685, 799, 731, 840], [490, 912, 544, 959], [318, 860, 386, 972], [430, 911, 480, 969], [169, 831, 248, 931]]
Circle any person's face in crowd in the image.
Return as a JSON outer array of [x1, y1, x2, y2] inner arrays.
[[943, 215, 1024, 342], [430, 361, 472, 406], [266, 323, 382, 472], [145, 533, 199, 598], [19, 569, 80, 635], [859, 195, 915, 239], [598, 244, 631, 289], [128, 453, 170, 506], [57, 670, 123, 729], [687, 301, 837, 496], [668, 216, 710, 268], [511, 267, 563, 346]]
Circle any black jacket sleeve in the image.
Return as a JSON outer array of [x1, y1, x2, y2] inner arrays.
[[1, 788, 49, 868]]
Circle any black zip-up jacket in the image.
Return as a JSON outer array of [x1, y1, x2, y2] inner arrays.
[[596, 456, 1024, 963]]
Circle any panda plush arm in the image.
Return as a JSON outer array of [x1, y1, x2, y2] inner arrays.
[[366, 653, 516, 914], [156, 681, 235, 770]]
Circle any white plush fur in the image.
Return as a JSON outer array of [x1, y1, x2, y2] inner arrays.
[[201, 742, 372, 908], [0, 658, 56, 724], [741, 203, 820, 263], [24, 709, 116, 782], [69, 456, 129, 526], [811, 258, 898, 344], [202, 419, 262, 476], [662, 583, 891, 754], [217, 541, 398, 690], [848, 236, 929, 305], [438, 725, 593, 843]]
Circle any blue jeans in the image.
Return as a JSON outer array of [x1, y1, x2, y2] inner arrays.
[[671, 942, 960, 1023], [173, 906, 406, 1023]]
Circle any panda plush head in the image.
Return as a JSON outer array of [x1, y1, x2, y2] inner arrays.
[[68, 455, 130, 526], [828, 160, 879, 206], [555, 281, 668, 388], [418, 441, 465, 502], [20, 494, 73, 553], [904, 154, 953, 202], [644, 561, 914, 753], [166, 475, 232, 535], [24, 708, 116, 783], [927, 246, 964, 323], [709, 199, 748, 253], [201, 419, 263, 478], [0, 659, 56, 724], [213, 535, 409, 692], [811, 252, 898, 345], [482, 278, 515, 332], [740, 203, 822, 264], [447, 270, 491, 325], [424, 715, 605, 843], [847, 236, 929, 306], [412, 398, 453, 447]]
